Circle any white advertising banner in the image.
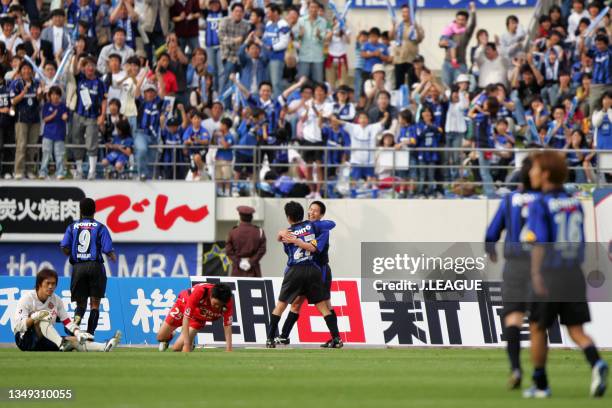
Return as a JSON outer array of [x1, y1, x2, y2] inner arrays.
[[0, 181, 216, 242]]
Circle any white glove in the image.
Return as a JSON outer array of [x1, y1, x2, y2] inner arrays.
[[30, 310, 51, 322], [75, 330, 94, 343], [239, 258, 251, 271]]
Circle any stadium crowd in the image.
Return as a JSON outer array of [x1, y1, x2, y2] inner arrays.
[[0, 0, 610, 198]]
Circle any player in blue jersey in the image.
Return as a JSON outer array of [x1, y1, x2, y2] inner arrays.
[[61, 198, 116, 335], [266, 201, 341, 348], [485, 157, 539, 389], [522, 151, 608, 398], [275, 201, 337, 347]]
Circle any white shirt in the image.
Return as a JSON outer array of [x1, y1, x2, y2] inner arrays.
[[52, 26, 64, 55], [0, 32, 22, 54], [500, 26, 526, 59], [107, 71, 127, 103], [203, 118, 221, 138], [568, 10, 589, 41], [343, 122, 384, 166], [300, 100, 333, 143], [475, 48, 510, 88], [12, 290, 71, 335], [328, 27, 350, 57], [445, 92, 469, 133]]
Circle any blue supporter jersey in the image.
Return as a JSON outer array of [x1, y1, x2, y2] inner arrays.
[[247, 95, 282, 141], [136, 96, 162, 136], [9, 79, 40, 123], [114, 17, 137, 50], [215, 133, 235, 161], [283, 220, 336, 267], [236, 120, 258, 157], [486, 190, 539, 257], [398, 125, 417, 146], [362, 42, 388, 73], [42, 102, 68, 141], [76, 0, 97, 37], [416, 123, 442, 163], [545, 122, 568, 149], [161, 126, 184, 163], [61, 218, 113, 264], [204, 9, 225, 47], [262, 19, 290, 60], [588, 46, 612, 85], [595, 112, 612, 149], [472, 112, 493, 148], [0, 83, 11, 126], [323, 126, 350, 165], [333, 102, 356, 122], [183, 125, 210, 152], [75, 73, 106, 118]]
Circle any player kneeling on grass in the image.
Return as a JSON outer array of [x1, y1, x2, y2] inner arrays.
[[12, 268, 121, 352], [157, 283, 234, 352]]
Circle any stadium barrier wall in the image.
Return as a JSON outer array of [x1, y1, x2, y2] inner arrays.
[[1, 276, 611, 347]]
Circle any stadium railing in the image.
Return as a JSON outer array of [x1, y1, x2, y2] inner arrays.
[[3, 143, 611, 197]]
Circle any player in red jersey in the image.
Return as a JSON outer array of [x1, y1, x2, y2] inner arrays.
[[156, 283, 234, 352]]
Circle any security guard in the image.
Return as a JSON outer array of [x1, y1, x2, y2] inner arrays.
[[225, 206, 267, 277]]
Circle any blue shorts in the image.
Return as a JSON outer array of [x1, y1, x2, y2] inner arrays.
[[105, 151, 129, 166], [350, 166, 375, 180]]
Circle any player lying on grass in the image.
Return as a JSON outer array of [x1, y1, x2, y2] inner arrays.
[[522, 151, 608, 398], [266, 201, 342, 348], [156, 283, 234, 352], [275, 200, 338, 348], [13, 268, 121, 352]]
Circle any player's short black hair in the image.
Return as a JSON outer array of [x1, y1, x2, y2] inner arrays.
[[259, 80, 272, 90], [285, 201, 304, 223], [212, 283, 232, 304], [108, 53, 122, 62], [80, 198, 96, 217], [267, 3, 281, 13], [309, 200, 326, 215], [230, 2, 244, 11], [595, 34, 609, 45], [126, 56, 141, 66], [369, 27, 381, 36], [456, 10, 469, 18], [506, 15, 518, 26], [36, 268, 58, 290], [252, 7, 264, 20]]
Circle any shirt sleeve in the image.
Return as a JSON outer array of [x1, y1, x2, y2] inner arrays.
[[99, 225, 114, 254], [60, 225, 72, 249], [12, 293, 33, 335], [222, 298, 234, 326], [485, 195, 507, 243]]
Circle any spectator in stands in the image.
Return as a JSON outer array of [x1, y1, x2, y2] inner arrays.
[[170, 0, 201, 56], [41, 9, 71, 59], [325, 16, 351, 89], [134, 82, 162, 180], [39, 86, 68, 180], [439, 2, 476, 87], [110, 0, 140, 52], [593, 91, 612, 182], [141, 0, 174, 62], [263, 3, 289, 97], [500, 15, 525, 60], [101, 118, 133, 177], [445, 82, 469, 181], [203, 0, 227, 94], [391, 4, 424, 90], [588, 34, 612, 112], [568, 0, 589, 42], [474, 42, 510, 90], [11, 61, 42, 180], [293, 0, 329, 84], [97, 28, 135, 75], [218, 2, 250, 102]]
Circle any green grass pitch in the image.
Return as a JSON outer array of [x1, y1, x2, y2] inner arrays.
[[0, 348, 609, 408]]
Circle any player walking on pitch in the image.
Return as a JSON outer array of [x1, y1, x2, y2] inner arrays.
[[13, 268, 121, 352], [266, 201, 342, 348], [485, 157, 539, 389], [522, 151, 608, 398], [156, 283, 234, 352], [276, 200, 337, 347], [61, 198, 116, 335]]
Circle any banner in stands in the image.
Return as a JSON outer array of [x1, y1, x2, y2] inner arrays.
[[0, 243, 201, 277], [1, 276, 611, 347], [352, 0, 536, 9], [0, 181, 215, 242]]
